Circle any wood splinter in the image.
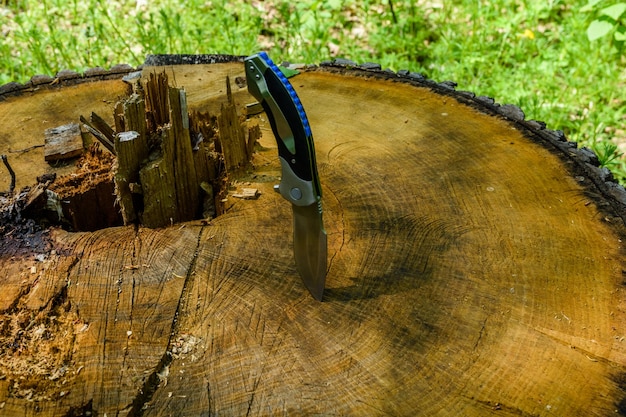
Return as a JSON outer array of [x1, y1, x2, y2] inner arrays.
[[80, 114, 116, 154], [110, 72, 258, 228]]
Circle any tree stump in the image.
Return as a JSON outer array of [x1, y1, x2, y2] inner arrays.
[[0, 57, 626, 416]]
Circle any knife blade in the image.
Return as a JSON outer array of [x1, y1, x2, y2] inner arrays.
[[244, 52, 327, 301]]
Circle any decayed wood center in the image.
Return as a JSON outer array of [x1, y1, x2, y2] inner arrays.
[[0, 61, 625, 416]]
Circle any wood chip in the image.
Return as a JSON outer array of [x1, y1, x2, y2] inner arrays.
[[44, 123, 83, 162], [232, 188, 260, 200]]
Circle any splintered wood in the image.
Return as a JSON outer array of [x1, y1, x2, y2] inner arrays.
[[113, 94, 149, 224], [119, 73, 202, 227], [1, 70, 258, 232], [217, 77, 252, 173], [86, 71, 257, 228]]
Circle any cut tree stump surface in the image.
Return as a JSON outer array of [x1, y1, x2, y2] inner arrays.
[[1, 61, 626, 416], [0, 79, 129, 190]]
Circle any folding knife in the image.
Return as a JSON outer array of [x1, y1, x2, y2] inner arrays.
[[244, 52, 327, 301]]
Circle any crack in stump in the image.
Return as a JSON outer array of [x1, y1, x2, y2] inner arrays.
[[126, 225, 206, 416], [473, 316, 488, 351]]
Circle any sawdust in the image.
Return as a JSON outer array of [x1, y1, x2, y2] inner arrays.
[[48, 143, 114, 198], [0, 256, 83, 401], [170, 333, 204, 361]]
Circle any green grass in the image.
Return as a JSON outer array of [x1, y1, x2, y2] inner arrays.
[[1, 0, 625, 182]]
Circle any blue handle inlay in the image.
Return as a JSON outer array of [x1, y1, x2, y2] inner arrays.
[[259, 52, 312, 138]]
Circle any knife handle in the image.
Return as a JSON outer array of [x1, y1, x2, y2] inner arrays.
[[245, 52, 322, 206]]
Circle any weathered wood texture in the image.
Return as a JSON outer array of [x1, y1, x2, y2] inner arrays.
[[48, 144, 122, 231], [129, 74, 203, 228], [113, 94, 149, 224], [1, 62, 626, 416], [92, 71, 251, 228], [43, 123, 83, 162], [217, 77, 252, 174]]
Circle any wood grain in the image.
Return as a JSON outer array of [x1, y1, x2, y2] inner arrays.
[[0, 63, 625, 416], [43, 123, 83, 162]]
